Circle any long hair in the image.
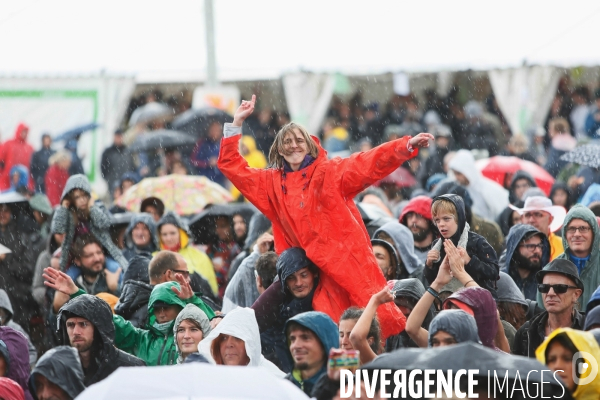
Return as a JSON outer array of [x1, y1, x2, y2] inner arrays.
[[497, 301, 527, 330], [340, 307, 382, 354], [267, 122, 319, 169]]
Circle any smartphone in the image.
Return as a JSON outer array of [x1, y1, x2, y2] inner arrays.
[[328, 349, 360, 373]]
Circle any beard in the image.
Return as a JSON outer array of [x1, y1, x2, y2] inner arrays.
[[512, 251, 542, 271], [294, 361, 310, 370], [411, 225, 432, 242]]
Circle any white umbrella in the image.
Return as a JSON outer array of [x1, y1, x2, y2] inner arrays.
[[0, 244, 11, 255], [75, 364, 309, 400]]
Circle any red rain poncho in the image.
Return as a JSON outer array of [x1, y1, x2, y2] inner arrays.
[[218, 134, 418, 339]]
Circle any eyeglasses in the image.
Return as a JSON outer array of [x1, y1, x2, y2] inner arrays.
[[171, 269, 190, 277], [565, 226, 592, 235], [519, 243, 544, 251], [66, 320, 91, 330], [538, 284, 578, 294]]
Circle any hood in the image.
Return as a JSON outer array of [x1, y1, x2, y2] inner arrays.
[[0, 290, 13, 322], [57, 294, 116, 359], [496, 271, 528, 308], [29, 346, 85, 400], [448, 149, 481, 185], [123, 255, 151, 284], [157, 211, 191, 237], [509, 170, 537, 203], [243, 213, 272, 250], [373, 222, 422, 275], [431, 194, 467, 245], [428, 310, 480, 347], [0, 327, 31, 396], [114, 280, 152, 320], [173, 304, 212, 363], [148, 281, 188, 326], [29, 194, 53, 215], [584, 307, 600, 331], [241, 135, 258, 152], [550, 182, 573, 211], [582, 183, 600, 207], [370, 239, 400, 277], [60, 174, 91, 202], [8, 165, 29, 190], [120, 171, 140, 187], [391, 279, 435, 328], [445, 287, 498, 349], [125, 213, 159, 252], [0, 377, 24, 400], [587, 286, 600, 313], [198, 307, 262, 366], [284, 311, 339, 358], [399, 195, 433, 223], [13, 123, 28, 143], [536, 328, 600, 399], [503, 224, 550, 276], [277, 248, 316, 293], [562, 204, 600, 260]]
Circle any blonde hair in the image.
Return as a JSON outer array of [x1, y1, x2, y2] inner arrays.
[[431, 199, 458, 221], [549, 117, 570, 134], [267, 122, 319, 169]]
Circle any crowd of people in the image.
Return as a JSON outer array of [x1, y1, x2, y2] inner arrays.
[[0, 78, 598, 399]]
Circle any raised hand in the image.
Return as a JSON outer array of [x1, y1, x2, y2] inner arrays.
[[232, 95, 256, 127], [171, 273, 194, 300], [409, 132, 434, 149], [372, 286, 395, 306], [444, 239, 465, 272], [433, 256, 452, 288], [256, 232, 274, 254], [43, 267, 79, 295]]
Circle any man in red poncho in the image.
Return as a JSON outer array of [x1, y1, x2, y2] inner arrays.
[[218, 95, 433, 339], [0, 123, 34, 191]]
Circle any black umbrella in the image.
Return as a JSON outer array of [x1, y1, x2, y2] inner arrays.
[[129, 102, 173, 127], [361, 342, 571, 400], [0, 192, 34, 231], [560, 144, 600, 168], [129, 129, 197, 153], [189, 203, 257, 244], [171, 108, 233, 137], [54, 122, 100, 142]]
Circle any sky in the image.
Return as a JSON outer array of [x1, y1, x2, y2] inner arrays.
[[1, 0, 600, 78]]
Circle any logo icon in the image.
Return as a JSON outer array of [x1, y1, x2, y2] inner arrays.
[[572, 351, 598, 386]]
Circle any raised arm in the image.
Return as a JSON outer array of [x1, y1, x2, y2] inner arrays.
[[337, 133, 433, 199]]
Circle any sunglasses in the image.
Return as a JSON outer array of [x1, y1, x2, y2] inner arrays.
[[538, 284, 578, 294]]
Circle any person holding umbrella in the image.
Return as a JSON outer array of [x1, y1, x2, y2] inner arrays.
[[218, 95, 433, 339]]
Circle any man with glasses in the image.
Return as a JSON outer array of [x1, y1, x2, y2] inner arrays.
[[57, 294, 145, 385], [501, 224, 550, 300], [510, 196, 566, 261], [513, 259, 584, 357]]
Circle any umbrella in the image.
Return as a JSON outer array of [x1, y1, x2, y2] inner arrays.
[[475, 156, 555, 195], [75, 364, 308, 400], [0, 192, 34, 230], [374, 167, 417, 188], [362, 342, 569, 399], [129, 129, 197, 153], [560, 144, 600, 168], [115, 175, 232, 217], [54, 122, 100, 142], [0, 192, 27, 205], [189, 203, 257, 244], [0, 244, 11, 255], [128, 102, 173, 127], [171, 107, 233, 137], [109, 212, 135, 228]]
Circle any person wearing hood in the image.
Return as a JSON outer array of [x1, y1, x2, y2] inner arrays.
[[231, 136, 268, 201], [0, 326, 33, 400], [373, 221, 424, 281], [45, 266, 216, 366], [0, 290, 37, 366], [0, 377, 25, 400], [191, 121, 226, 185], [513, 259, 585, 357], [57, 294, 145, 385], [156, 211, 218, 296], [0, 123, 33, 191], [253, 247, 319, 373], [370, 239, 401, 282], [173, 304, 211, 364], [398, 195, 437, 264], [30, 134, 55, 194], [45, 150, 72, 207], [222, 233, 275, 313], [584, 306, 600, 331], [536, 328, 600, 400], [284, 311, 339, 397], [386, 278, 435, 351], [227, 212, 272, 281], [428, 309, 480, 347], [29, 346, 85, 400], [28, 194, 53, 253], [100, 129, 136, 200], [220, 95, 432, 341], [500, 224, 550, 301], [495, 271, 529, 352], [114, 255, 153, 328], [122, 213, 158, 261], [424, 194, 500, 297], [508, 170, 538, 205], [448, 149, 509, 220], [587, 286, 600, 315], [5, 164, 30, 194], [198, 307, 284, 376], [205, 215, 242, 297], [51, 174, 127, 276], [550, 182, 574, 211], [497, 200, 523, 237]]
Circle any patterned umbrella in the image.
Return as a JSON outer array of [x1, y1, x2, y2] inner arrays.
[[115, 175, 232, 216], [560, 144, 600, 168]]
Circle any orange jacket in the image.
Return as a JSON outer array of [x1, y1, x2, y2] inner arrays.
[[218, 134, 418, 339]]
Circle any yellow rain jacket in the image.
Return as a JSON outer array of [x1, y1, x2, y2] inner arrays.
[[231, 136, 268, 201]]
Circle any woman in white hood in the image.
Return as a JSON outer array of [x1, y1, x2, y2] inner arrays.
[[198, 307, 285, 377], [448, 150, 508, 220]]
